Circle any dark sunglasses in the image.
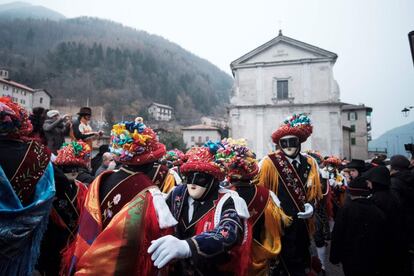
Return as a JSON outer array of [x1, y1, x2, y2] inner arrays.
[[185, 172, 215, 188], [279, 137, 299, 149]]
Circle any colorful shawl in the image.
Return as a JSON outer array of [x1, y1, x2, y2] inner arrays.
[[0, 163, 55, 276], [68, 172, 175, 275]]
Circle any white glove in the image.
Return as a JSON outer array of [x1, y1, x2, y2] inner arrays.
[[297, 203, 314, 219], [147, 235, 191, 269], [328, 178, 336, 187]]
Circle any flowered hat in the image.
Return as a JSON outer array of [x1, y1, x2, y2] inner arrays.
[[271, 113, 313, 144], [110, 118, 166, 165], [180, 141, 227, 181], [323, 156, 342, 167], [305, 150, 323, 165], [217, 138, 258, 181], [55, 141, 92, 168], [163, 149, 185, 166], [0, 96, 33, 139]]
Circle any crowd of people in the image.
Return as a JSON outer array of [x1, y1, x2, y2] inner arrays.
[[0, 95, 413, 276]]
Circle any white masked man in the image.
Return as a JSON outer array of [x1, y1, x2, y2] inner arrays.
[[258, 114, 322, 276]]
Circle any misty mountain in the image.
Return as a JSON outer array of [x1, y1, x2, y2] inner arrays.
[[369, 121, 414, 157], [0, 2, 65, 20], [0, 3, 233, 122]]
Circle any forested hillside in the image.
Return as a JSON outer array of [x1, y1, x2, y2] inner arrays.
[[0, 16, 232, 121]]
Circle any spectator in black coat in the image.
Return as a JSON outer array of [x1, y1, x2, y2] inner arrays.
[[390, 155, 414, 275], [330, 176, 387, 276], [91, 144, 109, 175], [364, 166, 406, 275]]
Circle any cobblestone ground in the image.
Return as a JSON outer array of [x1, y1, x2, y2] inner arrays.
[[319, 242, 344, 276]]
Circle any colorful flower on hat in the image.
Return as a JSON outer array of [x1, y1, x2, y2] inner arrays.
[[323, 156, 342, 167], [180, 143, 228, 181], [110, 119, 166, 165], [55, 140, 91, 167], [0, 96, 33, 139], [305, 150, 323, 165], [272, 113, 313, 144], [218, 138, 258, 180], [162, 149, 185, 166]]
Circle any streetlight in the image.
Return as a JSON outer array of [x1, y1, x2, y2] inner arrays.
[[409, 31, 414, 66], [402, 106, 414, 117]]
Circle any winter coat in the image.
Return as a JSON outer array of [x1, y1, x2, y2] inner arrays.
[[330, 197, 387, 276], [390, 170, 414, 251], [371, 186, 405, 275], [43, 118, 69, 154]]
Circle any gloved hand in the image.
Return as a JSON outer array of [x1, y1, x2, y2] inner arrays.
[[147, 235, 191, 269], [328, 178, 336, 187], [297, 203, 314, 219]]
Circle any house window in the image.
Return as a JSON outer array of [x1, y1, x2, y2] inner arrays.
[[350, 125, 356, 132], [277, 80, 289, 99], [198, 136, 202, 143], [348, 112, 358, 121], [191, 136, 195, 142], [351, 138, 356, 145], [40, 97, 43, 104], [205, 136, 209, 141]]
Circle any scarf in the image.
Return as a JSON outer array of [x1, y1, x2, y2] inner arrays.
[[0, 163, 55, 275]]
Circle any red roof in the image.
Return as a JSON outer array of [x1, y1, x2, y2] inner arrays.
[[0, 78, 34, 92]]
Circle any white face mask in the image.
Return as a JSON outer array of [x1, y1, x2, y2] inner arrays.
[[327, 165, 334, 172], [279, 135, 300, 158], [187, 184, 207, 200], [64, 172, 78, 181], [107, 161, 116, 170]]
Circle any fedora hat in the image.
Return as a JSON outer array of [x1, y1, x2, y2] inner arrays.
[[77, 107, 92, 116]]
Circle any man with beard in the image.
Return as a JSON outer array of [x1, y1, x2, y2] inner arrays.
[[148, 142, 250, 275], [258, 114, 322, 276]]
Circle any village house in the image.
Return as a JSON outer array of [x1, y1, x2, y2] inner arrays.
[[0, 69, 51, 111], [182, 124, 221, 148], [148, 102, 173, 121]]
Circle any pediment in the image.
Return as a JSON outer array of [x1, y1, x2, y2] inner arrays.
[[231, 34, 337, 68]]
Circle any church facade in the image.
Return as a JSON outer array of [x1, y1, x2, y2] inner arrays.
[[229, 31, 344, 158]]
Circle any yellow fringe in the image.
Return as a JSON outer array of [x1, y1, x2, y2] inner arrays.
[[161, 173, 176, 194]]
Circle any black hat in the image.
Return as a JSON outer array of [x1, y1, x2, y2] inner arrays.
[[390, 155, 410, 171], [345, 159, 366, 170], [348, 177, 370, 197], [363, 166, 390, 187], [77, 107, 92, 116]]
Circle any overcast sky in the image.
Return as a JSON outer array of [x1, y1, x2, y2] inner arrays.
[[2, 0, 414, 138]]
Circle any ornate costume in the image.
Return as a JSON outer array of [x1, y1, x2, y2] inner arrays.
[[149, 144, 250, 275], [37, 141, 90, 275], [0, 97, 55, 275], [219, 138, 291, 275], [68, 119, 177, 275], [258, 114, 322, 276]]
